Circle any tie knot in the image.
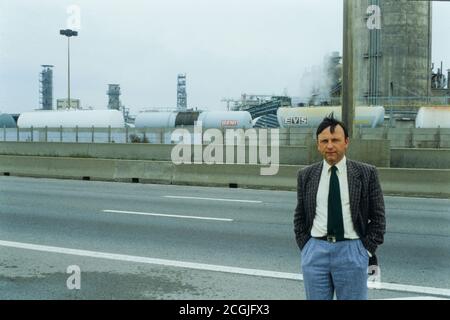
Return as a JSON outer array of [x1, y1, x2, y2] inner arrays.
[[330, 166, 338, 173]]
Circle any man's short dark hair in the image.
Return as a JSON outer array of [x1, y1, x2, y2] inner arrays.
[[316, 113, 349, 139]]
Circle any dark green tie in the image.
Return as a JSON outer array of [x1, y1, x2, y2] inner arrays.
[[327, 166, 344, 240]]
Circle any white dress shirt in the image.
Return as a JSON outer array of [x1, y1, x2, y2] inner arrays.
[[311, 156, 360, 239]]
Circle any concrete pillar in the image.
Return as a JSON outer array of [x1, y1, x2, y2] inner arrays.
[[342, 0, 355, 138]]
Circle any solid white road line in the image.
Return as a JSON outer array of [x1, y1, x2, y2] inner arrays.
[[164, 195, 262, 203], [102, 209, 233, 222], [367, 281, 450, 297], [0, 240, 300, 281], [1, 239, 450, 298]]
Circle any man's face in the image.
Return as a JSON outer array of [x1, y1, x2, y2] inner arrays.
[[317, 125, 349, 166]]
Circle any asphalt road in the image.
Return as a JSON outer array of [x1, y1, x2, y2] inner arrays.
[[0, 176, 449, 300]]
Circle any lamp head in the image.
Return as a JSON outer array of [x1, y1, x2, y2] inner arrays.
[[59, 29, 78, 37]]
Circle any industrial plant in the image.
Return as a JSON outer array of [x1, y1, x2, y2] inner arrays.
[[1, 0, 449, 133]]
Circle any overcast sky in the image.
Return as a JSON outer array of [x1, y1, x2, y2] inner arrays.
[[1, 0, 449, 115]]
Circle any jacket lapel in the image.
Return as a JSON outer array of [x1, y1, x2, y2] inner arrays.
[[347, 160, 361, 225], [308, 162, 323, 222]]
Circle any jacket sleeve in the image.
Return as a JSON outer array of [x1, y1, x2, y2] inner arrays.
[[293, 169, 309, 250], [362, 166, 386, 255]]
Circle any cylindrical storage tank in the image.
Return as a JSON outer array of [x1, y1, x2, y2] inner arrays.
[[277, 106, 384, 128], [175, 111, 200, 126], [134, 112, 177, 128], [17, 110, 125, 128], [415, 106, 450, 128], [354, 106, 385, 128], [0, 113, 17, 128], [197, 111, 253, 129]]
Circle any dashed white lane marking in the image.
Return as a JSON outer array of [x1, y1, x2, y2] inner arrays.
[[164, 195, 262, 203], [1, 239, 449, 298], [102, 209, 233, 222]]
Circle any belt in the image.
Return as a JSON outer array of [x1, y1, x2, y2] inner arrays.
[[313, 235, 352, 243]]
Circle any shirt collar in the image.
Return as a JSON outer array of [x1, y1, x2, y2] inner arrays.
[[323, 156, 347, 174]]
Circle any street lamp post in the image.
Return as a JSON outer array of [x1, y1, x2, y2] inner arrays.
[[59, 29, 78, 109]]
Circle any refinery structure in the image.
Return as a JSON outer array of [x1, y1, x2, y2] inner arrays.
[[39, 65, 54, 111], [1, 0, 450, 132], [352, 0, 433, 107]]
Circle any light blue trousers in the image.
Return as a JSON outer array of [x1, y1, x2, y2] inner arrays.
[[301, 238, 369, 300]]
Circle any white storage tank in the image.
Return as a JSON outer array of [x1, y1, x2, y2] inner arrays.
[[197, 111, 253, 129], [415, 106, 450, 128], [0, 113, 17, 128], [135, 112, 178, 128], [135, 110, 253, 129], [277, 106, 385, 128], [17, 109, 125, 128]]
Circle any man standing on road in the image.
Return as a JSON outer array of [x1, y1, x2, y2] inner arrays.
[[293, 114, 386, 300]]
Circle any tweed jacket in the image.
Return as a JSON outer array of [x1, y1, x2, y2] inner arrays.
[[293, 159, 386, 255]]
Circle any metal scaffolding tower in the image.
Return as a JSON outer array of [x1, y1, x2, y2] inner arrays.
[[107, 84, 121, 110], [177, 73, 187, 111], [39, 65, 54, 110]]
